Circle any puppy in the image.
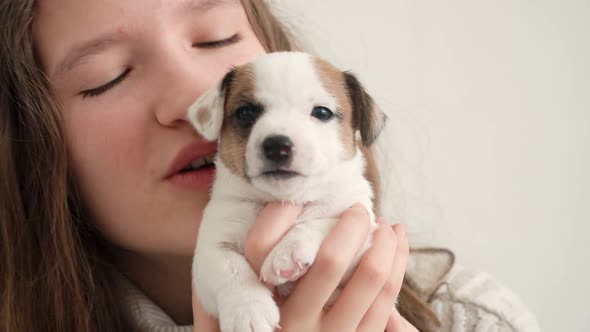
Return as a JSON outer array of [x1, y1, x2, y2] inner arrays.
[[188, 52, 386, 332]]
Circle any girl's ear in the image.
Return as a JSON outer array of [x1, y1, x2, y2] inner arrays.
[[187, 69, 237, 141]]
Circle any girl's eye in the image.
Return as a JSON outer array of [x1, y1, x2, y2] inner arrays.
[[194, 34, 242, 49], [81, 68, 131, 98], [78, 34, 241, 99]]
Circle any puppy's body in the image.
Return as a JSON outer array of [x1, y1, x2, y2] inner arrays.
[[189, 52, 385, 332]]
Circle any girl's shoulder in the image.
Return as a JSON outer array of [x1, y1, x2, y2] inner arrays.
[[407, 248, 540, 332]]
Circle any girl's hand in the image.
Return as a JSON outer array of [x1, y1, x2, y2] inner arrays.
[[193, 202, 417, 332]]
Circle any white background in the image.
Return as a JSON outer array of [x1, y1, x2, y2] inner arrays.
[[284, 0, 589, 331]]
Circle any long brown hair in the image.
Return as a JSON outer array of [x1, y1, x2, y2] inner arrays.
[[0, 0, 438, 331], [0, 0, 133, 330]]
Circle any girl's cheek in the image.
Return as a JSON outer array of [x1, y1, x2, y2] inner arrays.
[[63, 97, 150, 174]]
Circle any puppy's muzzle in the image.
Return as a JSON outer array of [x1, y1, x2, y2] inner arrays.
[[262, 135, 293, 165]]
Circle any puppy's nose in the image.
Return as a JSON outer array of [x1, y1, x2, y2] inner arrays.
[[262, 135, 293, 164]]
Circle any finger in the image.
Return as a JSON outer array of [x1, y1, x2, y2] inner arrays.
[[192, 282, 220, 332], [389, 224, 409, 297], [357, 224, 409, 332], [325, 221, 397, 331], [244, 202, 302, 274], [281, 204, 371, 320], [385, 308, 419, 332]]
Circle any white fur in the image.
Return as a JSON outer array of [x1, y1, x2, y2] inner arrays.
[[189, 52, 377, 332]]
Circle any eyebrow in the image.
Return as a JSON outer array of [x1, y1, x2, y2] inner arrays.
[[51, 0, 233, 79], [184, 0, 231, 12], [52, 32, 124, 79]]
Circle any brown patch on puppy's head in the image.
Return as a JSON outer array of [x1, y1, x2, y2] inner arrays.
[[312, 58, 387, 157], [312, 58, 357, 156], [217, 65, 258, 179]]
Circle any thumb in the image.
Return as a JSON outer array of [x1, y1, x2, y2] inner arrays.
[[244, 201, 302, 274]]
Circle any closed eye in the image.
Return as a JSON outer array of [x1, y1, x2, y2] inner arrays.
[[81, 68, 131, 98], [194, 34, 242, 49]]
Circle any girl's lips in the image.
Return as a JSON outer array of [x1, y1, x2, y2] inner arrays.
[[166, 141, 218, 178], [167, 165, 215, 191]]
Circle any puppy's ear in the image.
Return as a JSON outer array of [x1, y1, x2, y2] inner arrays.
[[344, 72, 387, 146], [187, 69, 236, 141]]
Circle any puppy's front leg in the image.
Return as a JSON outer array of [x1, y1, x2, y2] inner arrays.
[[194, 231, 279, 332], [259, 217, 338, 286]]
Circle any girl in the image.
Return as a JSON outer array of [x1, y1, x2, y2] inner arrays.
[[0, 0, 539, 331]]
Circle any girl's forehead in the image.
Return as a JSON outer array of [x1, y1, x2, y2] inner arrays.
[[33, 0, 240, 78], [33, 0, 134, 75]]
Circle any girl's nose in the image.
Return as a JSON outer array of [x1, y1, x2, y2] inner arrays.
[[153, 47, 226, 128]]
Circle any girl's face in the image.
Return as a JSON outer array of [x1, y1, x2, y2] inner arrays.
[[33, 0, 266, 256]]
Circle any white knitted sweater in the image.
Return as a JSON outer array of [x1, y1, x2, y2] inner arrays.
[[120, 248, 540, 332]]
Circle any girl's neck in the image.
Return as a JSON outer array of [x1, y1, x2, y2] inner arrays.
[[112, 247, 194, 325]]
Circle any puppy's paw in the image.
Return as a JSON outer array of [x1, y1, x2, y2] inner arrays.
[[218, 287, 280, 332], [260, 226, 322, 285]]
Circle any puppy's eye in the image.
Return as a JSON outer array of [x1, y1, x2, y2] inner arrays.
[[234, 105, 261, 128], [311, 106, 334, 121]]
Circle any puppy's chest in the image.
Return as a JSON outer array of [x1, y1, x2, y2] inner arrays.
[[297, 199, 349, 222], [218, 196, 357, 248]]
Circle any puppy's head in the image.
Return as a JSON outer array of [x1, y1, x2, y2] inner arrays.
[[188, 52, 386, 197]]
